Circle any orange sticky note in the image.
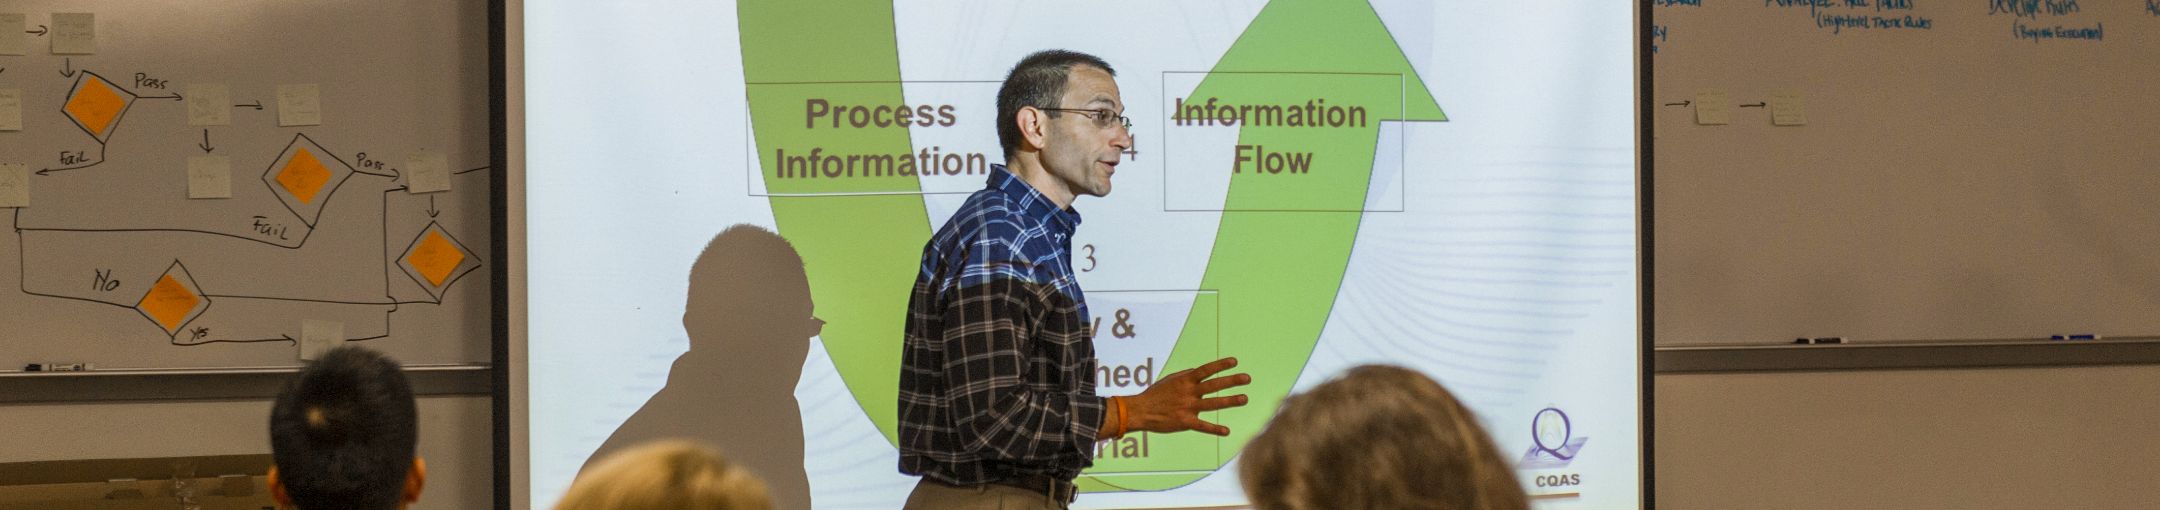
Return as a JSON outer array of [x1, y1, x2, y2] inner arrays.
[[138, 274, 200, 333], [276, 148, 333, 204], [65, 76, 128, 138], [406, 230, 466, 287]]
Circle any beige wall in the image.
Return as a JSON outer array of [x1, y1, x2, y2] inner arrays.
[[1655, 365, 2160, 509], [0, 396, 491, 510]]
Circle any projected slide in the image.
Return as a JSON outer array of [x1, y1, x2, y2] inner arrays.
[[527, 1, 1640, 509]]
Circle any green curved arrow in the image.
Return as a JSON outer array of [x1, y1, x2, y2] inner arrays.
[[740, 0, 923, 445], [741, 0, 1446, 494], [1077, 0, 1446, 492]]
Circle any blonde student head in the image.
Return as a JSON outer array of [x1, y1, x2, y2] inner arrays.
[[1240, 364, 1529, 510], [555, 439, 772, 510]]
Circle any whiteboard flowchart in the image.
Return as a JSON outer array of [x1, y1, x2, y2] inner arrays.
[[1, 3, 492, 366]]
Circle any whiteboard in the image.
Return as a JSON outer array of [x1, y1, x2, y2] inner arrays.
[[0, 0, 493, 369], [1653, 1, 2160, 345]]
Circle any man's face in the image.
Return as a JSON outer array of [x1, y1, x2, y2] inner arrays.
[[1041, 65, 1133, 199]]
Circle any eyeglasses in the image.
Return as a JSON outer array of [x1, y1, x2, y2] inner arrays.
[[1038, 107, 1132, 130]]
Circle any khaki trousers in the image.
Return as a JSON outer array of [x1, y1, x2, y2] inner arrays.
[[901, 478, 1067, 510]]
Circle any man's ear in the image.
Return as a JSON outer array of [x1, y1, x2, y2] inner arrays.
[[268, 466, 293, 508], [1016, 106, 1049, 153], [403, 457, 427, 505]]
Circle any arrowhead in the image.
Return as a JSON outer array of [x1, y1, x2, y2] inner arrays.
[[34, 169, 52, 176], [428, 209, 441, 218], [199, 144, 213, 154], [1130, 1, 1451, 492], [31, 25, 47, 36], [1190, 0, 1446, 122]]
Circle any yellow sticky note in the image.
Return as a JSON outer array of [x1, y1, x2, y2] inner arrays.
[[187, 84, 231, 126], [1770, 90, 1807, 126], [0, 163, 27, 208], [0, 89, 21, 131], [50, 13, 94, 55], [299, 319, 344, 360], [0, 14, 26, 56], [406, 151, 450, 193], [188, 156, 231, 199], [277, 84, 321, 127], [1694, 90, 1730, 126]]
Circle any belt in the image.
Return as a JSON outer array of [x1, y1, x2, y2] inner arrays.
[[989, 473, 1077, 505]]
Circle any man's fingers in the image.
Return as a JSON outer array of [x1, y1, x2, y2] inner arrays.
[[1186, 417, 1231, 436], [1196, 372, 1252, 394], [1189, 356, 1239, 380], [1195, 394, 1248, 412]]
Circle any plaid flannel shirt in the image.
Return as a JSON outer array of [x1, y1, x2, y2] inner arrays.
[[898, 165, 1105, 485]]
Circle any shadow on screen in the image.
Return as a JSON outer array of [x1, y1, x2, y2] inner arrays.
[[581, 224, 817, 509]]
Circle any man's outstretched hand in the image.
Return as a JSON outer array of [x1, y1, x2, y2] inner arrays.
[[1123, 357, 1252, 436]]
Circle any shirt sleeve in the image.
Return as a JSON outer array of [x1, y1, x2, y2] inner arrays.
[[939, 266, 1106, 466]]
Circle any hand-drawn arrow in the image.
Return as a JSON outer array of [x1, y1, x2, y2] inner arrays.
[[26, 25, 46, 36], [36, 145, 105, 175], [427, 195, 440, 218], [174, 334, 298, 347], [1740, 102, 1767, 108], [59, 57, 73, 78], [235, 100, 264, 110], [197, 129, 215, 153], [137, 92, 183, 101], [1665, 100, 1693, 107]]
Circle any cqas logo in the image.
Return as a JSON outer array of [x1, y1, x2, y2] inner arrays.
[[1520, 407, 1588, 490], [1520, 407, 1588, 469]]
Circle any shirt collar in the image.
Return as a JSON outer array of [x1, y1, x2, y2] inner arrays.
[[988, 164, 1083, 234]]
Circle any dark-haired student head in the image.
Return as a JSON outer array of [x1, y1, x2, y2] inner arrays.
[[268, 345, 426, 510]]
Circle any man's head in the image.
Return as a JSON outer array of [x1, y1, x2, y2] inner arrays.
[[268, 345, 425, 510], [996, 49, 1134, 205]]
